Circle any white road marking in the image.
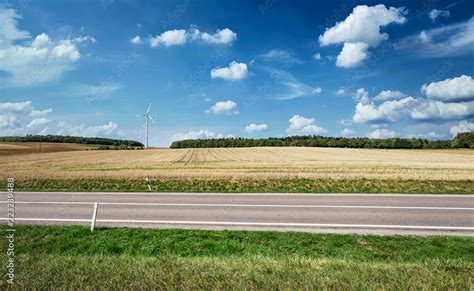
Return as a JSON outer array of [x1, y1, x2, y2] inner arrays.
[[3, 192, 473, 197], [2, 218, 473, 231], [2, 201, 473, 210]]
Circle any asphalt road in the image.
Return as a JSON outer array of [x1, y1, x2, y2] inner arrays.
[[1, 192, 473, 236]]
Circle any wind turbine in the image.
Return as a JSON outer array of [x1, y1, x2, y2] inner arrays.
[[137, 103, 155, 148]]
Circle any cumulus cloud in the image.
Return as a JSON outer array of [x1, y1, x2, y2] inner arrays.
[[410, 100, 474, 121], [0, 100, 124, 137], [336, 88, 346, 95], [373, 90, 407, 101], [211, 61, 248, 80], [336, 42, 369, 68], [150, 29, 187, 47], [368, 128, 396, 138], [429, 9, 450, 23], [450, 120, 474, 136], [319, 4, 406, 68], [148, 27, 236, 47], [313, 53, 321, 60], [0, 101, 33, 128], [130, 36, 141, 44], [421, 75, 474, 102], [340, 128, 357, 136], [206, 100, 239, 114], [171, 129, 233, 141], [244, 123, 268, 133], [353, 88, 370, 104], [0, 9, 93, 87], [353, 97, 416, 123], [287, 114, 327, 136], [198, 28, 237, 44], [312, 87, 322, 94]]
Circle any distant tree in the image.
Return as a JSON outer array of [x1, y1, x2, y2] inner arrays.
[[452, 132, 474, 148], [170, 135, 465, 150], [0, 135, 143, 147]]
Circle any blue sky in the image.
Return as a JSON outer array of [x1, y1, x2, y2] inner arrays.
[[1, 0, 473, 146]]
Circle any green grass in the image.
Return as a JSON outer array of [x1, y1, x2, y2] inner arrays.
[[2, 178, 474, 194], [1, 225, 473, 289]]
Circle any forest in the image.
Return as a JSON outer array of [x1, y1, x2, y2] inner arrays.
[[0, 135, 143, 147], [171, 132, 474, 149]]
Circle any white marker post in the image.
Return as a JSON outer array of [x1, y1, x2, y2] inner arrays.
[[146, 177, 152, 191], [91, 202, 99, 232]]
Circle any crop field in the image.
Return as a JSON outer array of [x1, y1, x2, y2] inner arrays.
[[1, 147, 473, 180], [0, 142, 97, 156]]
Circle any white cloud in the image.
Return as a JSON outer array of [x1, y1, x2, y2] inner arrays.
[[0, 9, 30, 45], [450, 120, 474, 136], [368, 128, 396, 138], [410, 100, 474, 120], [262, 49, 303, 64], [0, 100, 124, 138], [55, 121, 122, 137], [429, 9, 450, 23], [336, 42, 369, 68], [64, 83, 122, 101], [287, 114, 327, 136], [340, 128, 357, 136], [373, 90, 407, 101], [148, 27, 237, 47], [211, 61, 248, 80], [353, 88, 370, 104], [29, 108, 53, 118], [319, 5, 406, 47], [130, 35, 141, 44], [0, 101, 32, 128], [421, 75, 474, 102], [27, 118, 50, 128], [312, 87, 322, 94], [336, 88, 345, 95], [199, 28, 237, 44], [312, 53, 321, 60], [206, 100, 239, 115], [353, 97, 416, 123], [337, 119, 352, 126], [319, 4, 406, 68], [264, 67, 313, 100], [395, 17, 474, 57], [171, 129, 233, 141], [150, 29, 187, 47], [0, 9, 93, 87], [244, 123, 268, 133]]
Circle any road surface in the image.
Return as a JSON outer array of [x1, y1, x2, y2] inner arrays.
[[1, 192, 473, 236]]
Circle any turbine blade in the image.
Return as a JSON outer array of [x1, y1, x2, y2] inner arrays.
[[146, 103, 152, 114], [148, 114, 156, 123]]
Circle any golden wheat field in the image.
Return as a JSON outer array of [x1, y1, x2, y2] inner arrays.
[[1, 147, 473, 181]]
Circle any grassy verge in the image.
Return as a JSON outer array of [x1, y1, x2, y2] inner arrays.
[[2, 178, 474, 194], [0, 225, 473, 289]]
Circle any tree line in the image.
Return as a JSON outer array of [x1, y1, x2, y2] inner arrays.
[[171, 132, 474, 149], [0, 135, 143, 147]]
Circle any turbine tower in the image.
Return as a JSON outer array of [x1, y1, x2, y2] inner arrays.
[[138, 103, 155, 148]]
